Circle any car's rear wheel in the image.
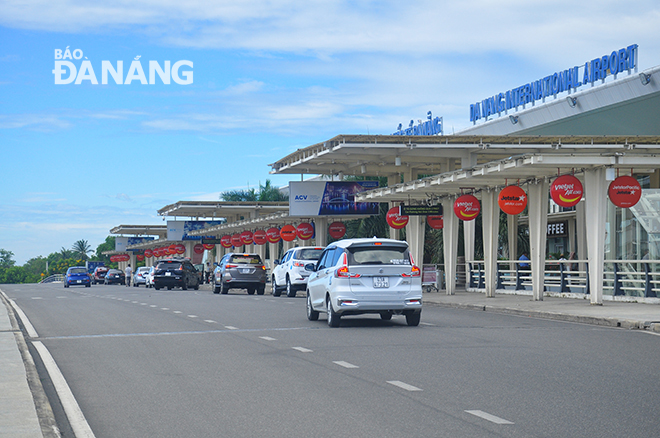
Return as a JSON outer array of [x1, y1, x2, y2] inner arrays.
[[182, 282, 188, 291], [247, 288, 255, 295], [327, 298, 340, 328], [256, 285, 265, 295], [405, 311, 421, 327], [286, 277, 296, 298], [213, 281, 220, 294], [307, 293, 319, 321], [220, 282, 228, 294]]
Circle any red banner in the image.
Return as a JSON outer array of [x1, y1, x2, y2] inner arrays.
[[296, 222, 314, 240], [328, 221, 346, 239], [454, 194, 480, 221], [427, 215, 444, 229], [386, 206, 409, 229], [253, 229, 267, 245], [498, 185, 527, 215], [231, 234, 242, 247], [280, 224, 297, 241], [240, 230, 254, 245], [144, 249, 153, 258], [193, 244, 204, 254], [266, 227, 281, 243], [175, 244, 185, 255], [550, 175, 583, 207], [609, 175, 641, 208]]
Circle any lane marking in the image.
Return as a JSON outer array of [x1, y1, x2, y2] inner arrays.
[[204, 320, 217, 324], [259, 336, 277, 341], [161, 308, 169, 310], [150, 305, 157, 308], [421, 322, 435, 326], [333, 361, 359, 369], [31, 297, 43, 300], [292, 346, 313, 353], [188, 315, 198, 318], [225, 326, 238, 330], [32, 341, 96, 437], [387, 381, 422, 391], [173, 311, 182, 314], [3, 294, 39, 338], [465, 410, 514, 425]]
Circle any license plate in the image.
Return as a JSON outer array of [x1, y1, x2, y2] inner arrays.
[[373, 277, 389, 288], [240, 268, 251, 274], [165, 272, 171, 276], [77, 280, 82, 283]]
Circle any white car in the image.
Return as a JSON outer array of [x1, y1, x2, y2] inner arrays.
[[305, 238, 422, 327], [133, 266, 151, 287], [272, 247, 324, 297], [144, 266, 156, 288]]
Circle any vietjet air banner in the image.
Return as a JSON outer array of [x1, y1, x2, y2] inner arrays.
[[289, 181, 380, 217]]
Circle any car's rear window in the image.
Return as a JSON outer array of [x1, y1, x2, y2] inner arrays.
[[296, 249, 324, 261], [229, 255, 262, 264], [69, 268, 87, 274], [157, 262, 182, 270], [347, 246, 410, 265]]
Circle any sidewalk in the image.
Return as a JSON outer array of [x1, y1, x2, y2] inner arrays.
[[0, 295, 44, 438], [422, 289, 660, 332]]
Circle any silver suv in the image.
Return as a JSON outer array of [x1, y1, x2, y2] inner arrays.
[[272, 246, 324, 297], [305, 238, 422, 327], [213, 253, 267, 295]]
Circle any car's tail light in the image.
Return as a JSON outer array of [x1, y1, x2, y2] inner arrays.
[[401, 253, 420, 277], [335, 253, 361, 278], [259, 265, 266, 270], [225, 264, 238, 268], [293, 261, 305, 267]]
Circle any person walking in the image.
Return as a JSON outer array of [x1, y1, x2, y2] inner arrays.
[[125, 263, 133, 287]]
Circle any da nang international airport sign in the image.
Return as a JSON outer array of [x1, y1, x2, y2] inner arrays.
[[392, 111, 443, 136], [289, 181, 380, 216], [470, 44, 638, 123]]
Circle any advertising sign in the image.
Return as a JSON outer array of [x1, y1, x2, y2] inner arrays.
[[220, 235, 232, 248], [240, 230, 254, 245], [289, 181, 380, 217], [328, 222, 346, 239], [427, 215, 444, 229], [400, 204, 443, 216], [115, 236, 155, 252], [253, 229, 267, 245], [266, 227, 281, 243], [498, 185, 527, 215], [386, 206, 409, 229], [609, 176, 642, 208], [296, 222, 314, 240], [167, 220, 224, 241], [550, 175, 583, 207], [193, 244, 204, 254], [454, 194, 480, 221], [231, 234, 242, 247], [280, 224, 297, 241]]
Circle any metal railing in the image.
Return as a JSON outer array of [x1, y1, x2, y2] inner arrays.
[[465, 260, 660, 298], [40, 274, 64, 284]]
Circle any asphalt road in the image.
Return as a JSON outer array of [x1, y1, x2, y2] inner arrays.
[[4, 282, 660, 438]]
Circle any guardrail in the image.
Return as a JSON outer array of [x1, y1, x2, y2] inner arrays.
[[40, 274, 64, 284], [465, 260, 660, 298]]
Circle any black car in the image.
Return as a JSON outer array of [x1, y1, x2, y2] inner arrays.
[[153, 258, 200, 291], [104, 269, 125, 285]]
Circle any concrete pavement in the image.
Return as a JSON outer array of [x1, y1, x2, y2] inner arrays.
[[1, 286, 658, 438]]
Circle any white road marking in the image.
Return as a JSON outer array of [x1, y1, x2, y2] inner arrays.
[[140, 303, 148, 306], [204, 320, 217, 324], [32, 341, 96, 438], [173, 311, 182, 314], [333, 361, 359, 369], [57, 296, 67, 299], [31, 297, 43, 299], [150, 305, 157, 308], [225, 326, 238, 330], [420, 322, 435, 326], [161, 308, 169, 310], [387, 381, 422, 391], [292, 347, 313, 353], [465, 410, 514, 425], [259, 336, 277, 341], [188, 315, 198, 318], [2, 294, 39, 338], [131, 301, 138, 304]]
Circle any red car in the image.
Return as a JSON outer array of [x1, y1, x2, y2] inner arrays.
[[93, 266, 109, 284]]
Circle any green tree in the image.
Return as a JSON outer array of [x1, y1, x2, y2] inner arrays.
[[221, 179, 288, 202], [72, 239, 93, 261], [0, 249, 15, 269], [92, 236, 116, 265]]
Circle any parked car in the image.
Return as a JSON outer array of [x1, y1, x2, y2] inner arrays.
[[132, 266, 151, 287], [64, 266, 91, 288], [305, 238, 422, 327], [152, 258, 200, 291], [104, 269, 125, 285], [272, 246, 324, 297], [145, 266, 156, 288], [92, 266, 109, 284], [213, 253, 266, 295]]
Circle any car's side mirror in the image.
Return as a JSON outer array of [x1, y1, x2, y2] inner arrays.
[[304, 263, 316, 272], [274, 259, 280, 265]]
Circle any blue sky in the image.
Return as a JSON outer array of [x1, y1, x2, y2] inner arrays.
[[1, 0, 660, 264]]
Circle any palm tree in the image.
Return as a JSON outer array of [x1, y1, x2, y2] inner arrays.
[[220, 179, 288, 202], [71, 239, 92, 261], [59, 247, 73, 260]]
